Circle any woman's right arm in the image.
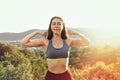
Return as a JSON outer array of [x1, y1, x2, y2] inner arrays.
[[20, 31, 47, 47]]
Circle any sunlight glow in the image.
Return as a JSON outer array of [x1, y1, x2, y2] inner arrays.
[[88, 27, 120, 46]]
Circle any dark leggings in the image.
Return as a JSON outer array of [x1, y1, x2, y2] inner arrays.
[[45, 70, 73, 80]]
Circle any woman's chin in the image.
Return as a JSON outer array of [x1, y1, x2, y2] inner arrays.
[[53, 32, 61, 35], [53, 31, 61, 35]]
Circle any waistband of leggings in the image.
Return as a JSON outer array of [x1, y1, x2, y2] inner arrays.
[[47, 70, 69, 75]]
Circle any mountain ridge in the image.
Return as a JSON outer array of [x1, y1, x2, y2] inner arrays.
[[0, 28, 92, 41], [0, 29, 44, 41], [0, 28, 119, 46]]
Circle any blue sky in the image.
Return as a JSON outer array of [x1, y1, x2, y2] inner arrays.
[[0, 0, 120, 33]]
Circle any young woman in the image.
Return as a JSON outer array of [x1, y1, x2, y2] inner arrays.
[[20, 16, 90, 80]]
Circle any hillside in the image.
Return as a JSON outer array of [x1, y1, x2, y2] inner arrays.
[[0, 29, 44, 41], [0, 28, 92, 41], [0, 28, 120, 46]]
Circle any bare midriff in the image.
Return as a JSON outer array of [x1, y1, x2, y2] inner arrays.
[[47, 58, 69, 74]]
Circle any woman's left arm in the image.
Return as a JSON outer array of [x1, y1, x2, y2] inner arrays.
[[68, 29, 90, 47]]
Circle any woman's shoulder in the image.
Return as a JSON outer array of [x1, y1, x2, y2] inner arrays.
[[65, 38, 73, 42], [41, 38, 49, 43], [38, 38, 49, 48], [65, 38, 73, 47]]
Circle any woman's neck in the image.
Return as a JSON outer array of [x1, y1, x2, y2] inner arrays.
[[52, 34, 62, 41]]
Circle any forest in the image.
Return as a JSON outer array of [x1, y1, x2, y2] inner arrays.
[[0, 42, 120, 80]]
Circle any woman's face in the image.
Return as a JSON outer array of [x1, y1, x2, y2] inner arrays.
[[51, 18, 63, 35]]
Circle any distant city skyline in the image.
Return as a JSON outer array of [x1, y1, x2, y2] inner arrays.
[[0, 0, 120, 33]]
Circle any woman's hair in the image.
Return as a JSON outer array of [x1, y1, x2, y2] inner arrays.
[[47, 16, 68, 40]]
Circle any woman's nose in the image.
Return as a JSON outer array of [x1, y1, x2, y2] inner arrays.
[[54, 24, 59, 27]]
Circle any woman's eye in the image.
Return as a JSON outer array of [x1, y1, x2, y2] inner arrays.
[[52, 22, 62, 26], [52, 23, 56, 25], [57, 22, 61, 25]]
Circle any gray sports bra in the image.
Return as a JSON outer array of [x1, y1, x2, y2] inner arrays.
[[46, 40, 70, 59]]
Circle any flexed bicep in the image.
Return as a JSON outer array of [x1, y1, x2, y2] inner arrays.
[[21, 39, 45, 47]]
